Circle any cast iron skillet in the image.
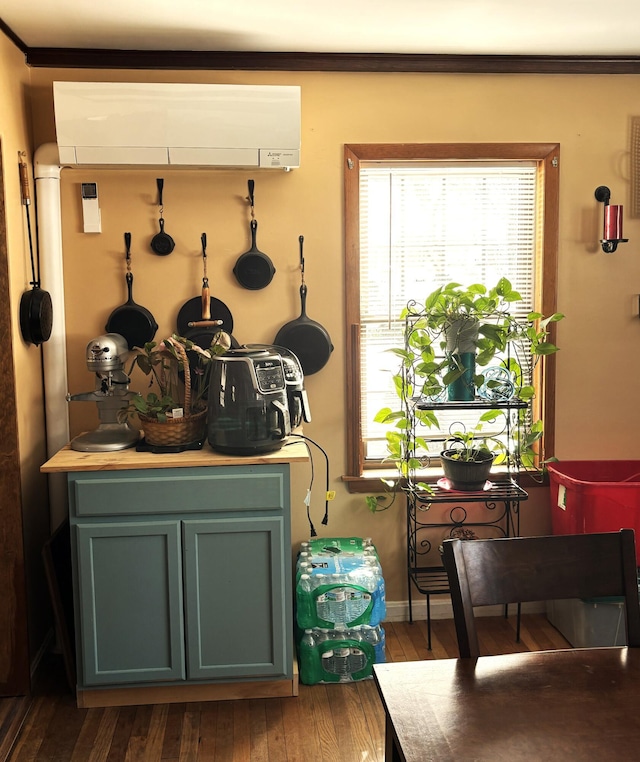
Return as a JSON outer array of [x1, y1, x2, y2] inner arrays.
[[20, 285, 53, 347], [105, 233, 158, 349], [273, 236, 333, 375], [18, 155, 53, 346], [176, 233, 235, 339], [150, 178, 175, 255], [233, 180, 275, 290], [177, 234, 237, 396]]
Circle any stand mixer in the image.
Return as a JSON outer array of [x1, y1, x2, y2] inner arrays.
[[66, 333, 140, 452]]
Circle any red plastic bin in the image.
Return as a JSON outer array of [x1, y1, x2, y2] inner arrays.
[[548, 461, 640, 563]]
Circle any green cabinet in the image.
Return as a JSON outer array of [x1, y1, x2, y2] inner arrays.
[[68, 465, 292, 690], [183, 516, 287, 680], [76, 520, 185, 685]]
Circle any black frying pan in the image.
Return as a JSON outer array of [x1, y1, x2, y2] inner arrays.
[[177, 233, 236, 340], [18, 154, 53, 346], [106, 233, 158, 349], [20, 286, 53, 347], [233, 180, 275, 290], [273, 236, 333, 375], [150, 178, 175, 255]]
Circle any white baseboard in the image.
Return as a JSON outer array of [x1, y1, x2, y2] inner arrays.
[[384, 598, 544, 622]]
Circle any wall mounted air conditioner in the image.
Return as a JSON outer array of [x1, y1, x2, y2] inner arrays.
[[53, 81, 301, 169]]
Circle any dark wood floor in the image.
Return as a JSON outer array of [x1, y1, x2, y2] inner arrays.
[[2, 615, 569, 762]]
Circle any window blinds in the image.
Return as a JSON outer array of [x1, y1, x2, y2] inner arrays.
[[359, 161, 538, 462]]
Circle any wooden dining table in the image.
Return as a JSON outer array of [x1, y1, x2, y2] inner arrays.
[[373, 647, 640, 761]]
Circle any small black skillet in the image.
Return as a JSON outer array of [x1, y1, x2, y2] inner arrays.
[[233, 179, 275, 289], [150, 178, 175, 255]]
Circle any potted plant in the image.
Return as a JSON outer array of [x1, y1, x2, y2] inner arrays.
[[440, 424, 504, 491], [366, 277, 563, 511], [125, 333, 227, 447], [403, 279, 561, 403]]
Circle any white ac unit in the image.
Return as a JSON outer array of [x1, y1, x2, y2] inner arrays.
[[53, 81, 301, 170]]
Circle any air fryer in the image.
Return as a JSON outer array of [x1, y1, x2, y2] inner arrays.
[[243, 344, 311, 429], [207, 348, 291, 455]]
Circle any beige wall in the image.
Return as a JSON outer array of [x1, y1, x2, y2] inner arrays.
[[22, 66, 640, 602], [0, 34, 51, 658]]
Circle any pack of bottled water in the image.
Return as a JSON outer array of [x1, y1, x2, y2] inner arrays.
[[295, 537, 386, 683], [295, 536, 386, 630], [298, 624, 386, 685]]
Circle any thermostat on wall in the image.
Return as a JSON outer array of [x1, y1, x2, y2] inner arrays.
[[81, 182, 101, 233]]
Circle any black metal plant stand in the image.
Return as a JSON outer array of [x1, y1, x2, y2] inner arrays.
[[406, 475, 528, 649], [399, 306, 533, 649]]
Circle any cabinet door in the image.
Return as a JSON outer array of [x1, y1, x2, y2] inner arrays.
[[76, 521, 185, 686], [183, 516, 291, 680]]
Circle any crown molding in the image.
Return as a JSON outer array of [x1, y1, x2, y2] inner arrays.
[[22, 48, 640, 74]]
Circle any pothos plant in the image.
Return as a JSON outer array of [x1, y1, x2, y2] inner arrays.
[[365, 278, 564, 513]]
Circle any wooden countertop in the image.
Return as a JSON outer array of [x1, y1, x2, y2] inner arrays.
[[41, 437, 310, 473]]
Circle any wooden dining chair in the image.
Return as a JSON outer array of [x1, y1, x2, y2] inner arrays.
[[442, 530, 640, 658]]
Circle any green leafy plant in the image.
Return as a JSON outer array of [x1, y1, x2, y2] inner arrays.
[[442, 421, 502, 462], [393, 279, 562, 402], [125, 333, 227, 422], [366, 278, 564, 512]]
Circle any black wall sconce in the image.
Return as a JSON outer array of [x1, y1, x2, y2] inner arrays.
[[595, 186, 629, 253]]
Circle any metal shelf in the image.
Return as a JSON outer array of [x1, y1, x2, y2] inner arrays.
[[414, 398, 528, 411], [409, 478, 528, 506], [410, 566, 450, 595], [406, 481, 528, 649], [400, 314, 532, 651]]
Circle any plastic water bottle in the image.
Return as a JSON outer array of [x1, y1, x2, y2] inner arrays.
[[295, 561, 312, 585], [326, 587, 347, 627], [345, 586, 365, 623], [298, 629, 317, 683], [333, 647, 351, 677], [297, 550, 312, 568], [314, 572, 330, 624], [360, 557, 386, 625], [377, 625, 386, 663], [348, 646, 367, 674], [339, 559, 381, 626], [362, 625, 386, 663], [296, 574, 315, 629], [321, 650, 334, 677], [369, 570, 387, 626], [347, 629, 367, 674]]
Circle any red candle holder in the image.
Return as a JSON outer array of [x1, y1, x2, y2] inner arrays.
[[595, 186, 629, 253]]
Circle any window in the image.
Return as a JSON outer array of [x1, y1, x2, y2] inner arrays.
[[344, 144, 560, 490]]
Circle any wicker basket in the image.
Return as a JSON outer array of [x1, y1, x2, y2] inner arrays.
[[139, 407, 207, 447], [137, 336, 208, 447]]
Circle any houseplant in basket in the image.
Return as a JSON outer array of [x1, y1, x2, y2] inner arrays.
[[125, 333, 227, 447], [366, 277, 563, 511]]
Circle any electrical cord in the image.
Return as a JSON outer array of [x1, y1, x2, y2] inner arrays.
[[286, 434, 331, 535], [299, 437, 317, 536]]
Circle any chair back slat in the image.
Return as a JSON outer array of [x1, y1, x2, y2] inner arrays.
[[442, 530, 640, 659]]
